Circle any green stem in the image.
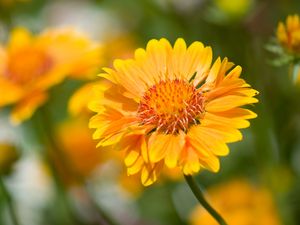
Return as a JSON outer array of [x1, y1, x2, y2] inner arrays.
[[37, 106, 119, 225], [0, 177, 20, 225], [32, 112, 85, 225], [184, 175, 227, 225]]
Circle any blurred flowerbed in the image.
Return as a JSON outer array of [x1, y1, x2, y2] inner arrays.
[[0, 0, 300, 225]]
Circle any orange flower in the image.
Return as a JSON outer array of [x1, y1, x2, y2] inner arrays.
[[55, 118, 103, 180], [55, 117, 143, 192], [189, 180, 282, 225], [89, 38, 258, 186], [277, 14, 300, 54], [0, 27, 101, 124]]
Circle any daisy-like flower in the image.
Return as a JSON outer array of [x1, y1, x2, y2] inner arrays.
[[190, 179, 282, 225], [0, 27, 101, 124], [277, 14, 300, 54], [89, 38, 258, 186]]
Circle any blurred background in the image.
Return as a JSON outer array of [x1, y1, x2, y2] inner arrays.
[[0, 0, 300, 225]]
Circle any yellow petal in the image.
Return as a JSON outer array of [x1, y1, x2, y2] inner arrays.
[[204, 112, 251, 129], [11, 92, 48, 125], [141, 162, 163, 186], [206, 95, 258, 112], [205, 57, 222, 84], [127, 157, 144, 175], [0, 78, 23, 107], [68, 82, 95, 116], [124, 150, 140, 167], [185, 41, 204, 81], [8, 27, 32, 53], [113, 59, 147, 98], [188, 126, 230, 156], [172, 38, 187, 80]]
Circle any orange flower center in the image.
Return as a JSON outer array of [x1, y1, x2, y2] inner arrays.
[[137, 79, 205, 134], [6, 48, 53, 84]]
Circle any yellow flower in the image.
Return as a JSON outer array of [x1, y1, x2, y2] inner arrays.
[[189, 180, 282, 225], [69, 80, 110, 116], [89, 38, 258, 186], [277, 14, 300, 54], [40, 28, 102, 80], [55, 118, 103, 181], [68, 35, 136, 116], [214, 0, 252, 18], [102, 34, 136, 66], [0, 143, 19, 174], [0, 27, 101, 124]]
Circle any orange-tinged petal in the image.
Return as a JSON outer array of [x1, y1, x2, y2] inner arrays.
[[225, 65, 242, 79], [127, 157, 144, 175], [204, 112, 251, 129], [181, 145, 201, 174], [206, 95, 258, 112], [113, 59, 147, 98], [69, 82, 95, 116], [164, 132, 185, 168], [125, 150, 140, 167], [0, 78, 23, 107], [69, 80, 115, 116], [199, 123, 243, 143], [144, 39, 169, 82], [193, 46, 213, 86], [148, 132, 185, 168], [185, 41, 204, 80], [199, 154, 220, 173], [141, 162, 163, 186], [206, 57, 222, 84], [171, 38, 187, 80], [188, 125, 230, 156], [213, 108, 257, 119], [11, 92, 48, 125]]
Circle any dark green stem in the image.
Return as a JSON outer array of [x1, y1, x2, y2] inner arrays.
[[0, 177, 20, 225], [36, 106, 119, 225], [184, 175, 227, 225]]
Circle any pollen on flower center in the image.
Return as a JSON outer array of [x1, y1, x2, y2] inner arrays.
[[6, 48, 53, 84], [137, 79, 205, 134]]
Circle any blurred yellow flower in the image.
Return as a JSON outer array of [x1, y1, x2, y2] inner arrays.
[[69, 34, 136, 116], [89, 38, 258, 186], [102, 34, 136, 66], [55, 117, 141, 193], [0, 27, 101, 124], [0, 143, 19, 174], [69, 81, 109, 116], [214, 0, 252, 18], [277, 14, 300, 54], [40, 28, 102, 80], [55, 118, 104, 182], [189, 180, 282, 225]]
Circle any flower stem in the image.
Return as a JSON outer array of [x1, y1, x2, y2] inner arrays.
[[36, 106, 119, 225], [0, 177, 20, 225], [184, 175, 227, 225]]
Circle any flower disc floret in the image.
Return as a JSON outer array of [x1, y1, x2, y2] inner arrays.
[[137, 79, 205, 134]]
